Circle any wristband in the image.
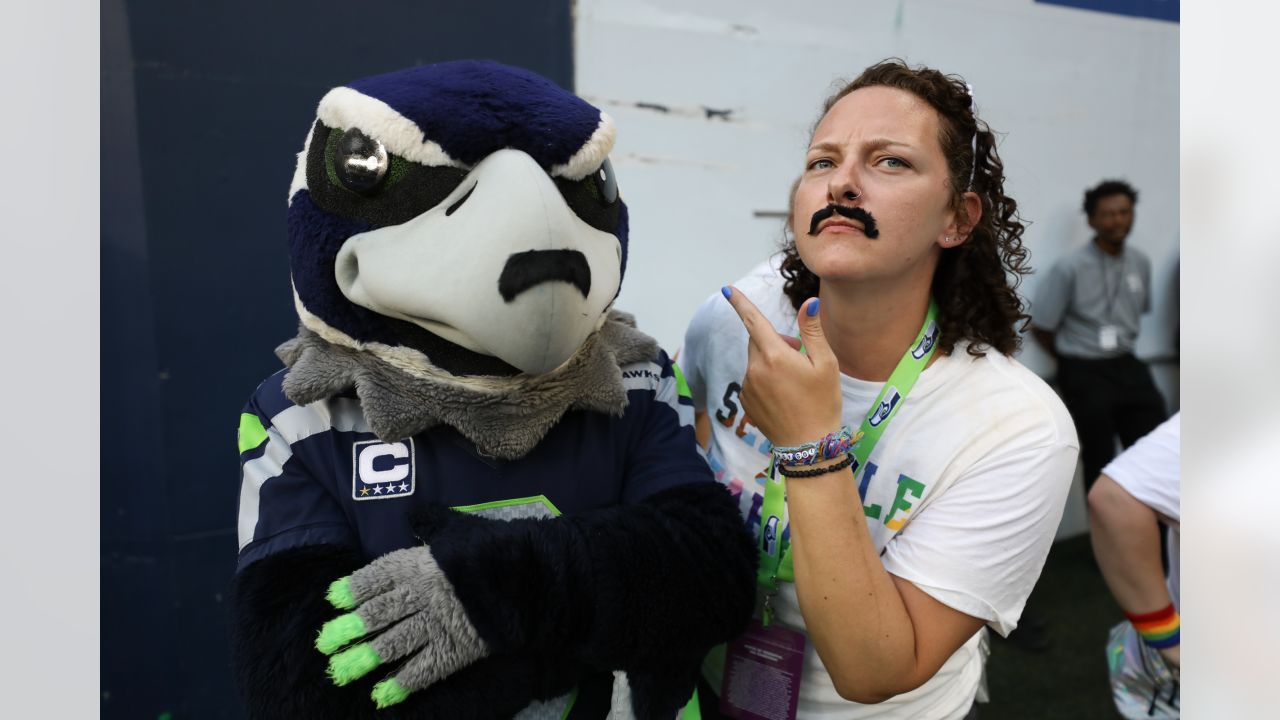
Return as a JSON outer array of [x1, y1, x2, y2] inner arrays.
[[772, 426, 860, 467], [1126, 603, 1179, 649], [776, 453, 856, 478]]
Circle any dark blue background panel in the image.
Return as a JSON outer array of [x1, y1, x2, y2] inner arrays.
[[1036, 0, 1179, 23], [101, 1, 574, 717]]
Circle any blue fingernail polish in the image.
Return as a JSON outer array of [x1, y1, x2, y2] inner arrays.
[[721, 286, 731, 299], [807, 298, 821, 317]]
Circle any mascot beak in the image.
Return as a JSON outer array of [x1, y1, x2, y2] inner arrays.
[[334, 149, 622, 375]]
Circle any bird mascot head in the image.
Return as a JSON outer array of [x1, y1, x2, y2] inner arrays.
[[275, 60, 655, 457], [285, 59, 627, 377]]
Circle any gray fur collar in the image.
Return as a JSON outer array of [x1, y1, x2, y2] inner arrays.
[[275, 311, 659, 460]]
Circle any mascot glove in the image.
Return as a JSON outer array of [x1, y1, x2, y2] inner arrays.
[[315, 547, 491, 709]]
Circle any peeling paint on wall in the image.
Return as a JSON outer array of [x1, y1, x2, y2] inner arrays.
[[585, 94, 744, 123]]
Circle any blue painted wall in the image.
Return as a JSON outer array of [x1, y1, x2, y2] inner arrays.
[[101, 2, 573, 717], [1036, 0, 1179, 23]]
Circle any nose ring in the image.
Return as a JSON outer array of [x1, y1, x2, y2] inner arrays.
[[844, 190, 860, 201]]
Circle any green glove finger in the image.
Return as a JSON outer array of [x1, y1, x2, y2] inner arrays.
[[326, 577, 356, 610], [366, 626, 488, 702], [317, 583, 422, 656], [371, 677, 411, 709], [328, 610, 436, 691], [327, 642, 383, 686], [316, 612, 366, 655]]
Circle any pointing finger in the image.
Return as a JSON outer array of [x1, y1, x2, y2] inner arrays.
[[722, 286, 788, 352]]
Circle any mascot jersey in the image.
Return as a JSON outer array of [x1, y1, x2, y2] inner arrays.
[[229, 60, 757, 720], [236, 353, 704, 569]]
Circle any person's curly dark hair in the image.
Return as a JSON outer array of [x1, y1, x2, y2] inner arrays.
[[780, 58, 1032, 356]]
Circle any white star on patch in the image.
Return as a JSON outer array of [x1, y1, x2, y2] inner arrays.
[[372, 485, 383, 495], [399, 482, 409, 492]]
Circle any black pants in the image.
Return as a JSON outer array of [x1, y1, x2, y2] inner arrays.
[[1056, 353, 1167, 490]]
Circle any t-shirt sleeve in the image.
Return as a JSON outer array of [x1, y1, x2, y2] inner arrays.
[[619, 351, 716, 503], [1101, 413, 1180, 524], [235, 373, 355, 573], [679, 292, 723, 413], [880, 435, 1077, 637], [1032, 261, 1072, 332]]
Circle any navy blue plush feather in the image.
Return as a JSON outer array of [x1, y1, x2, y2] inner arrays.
[[287, 190, 381, 342], [347, 60, 604, 170]]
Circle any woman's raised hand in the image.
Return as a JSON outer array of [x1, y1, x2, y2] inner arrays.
[[721, 286, 843, 448]]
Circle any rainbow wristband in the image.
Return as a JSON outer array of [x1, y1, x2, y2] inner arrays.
[[1126, 603, 1180, 649]]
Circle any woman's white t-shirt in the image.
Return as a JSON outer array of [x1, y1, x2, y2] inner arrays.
[[680, 257, 1079, 719]]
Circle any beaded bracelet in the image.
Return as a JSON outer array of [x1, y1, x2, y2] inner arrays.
[[777, 453, 857, 478], [773, 426, 858, 467]]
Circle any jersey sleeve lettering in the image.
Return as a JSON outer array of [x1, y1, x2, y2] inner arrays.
[[619, 350, 713, 503]]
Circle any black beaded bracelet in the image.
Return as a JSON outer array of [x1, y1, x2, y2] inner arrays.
[[777, 453, 856, 478]]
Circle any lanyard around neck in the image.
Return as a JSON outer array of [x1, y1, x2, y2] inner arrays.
[[1099, 250, 1127, 321], [756, 299, 940, 625]]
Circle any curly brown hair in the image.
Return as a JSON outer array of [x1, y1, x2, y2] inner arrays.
[[780, 58, 1032, 356]]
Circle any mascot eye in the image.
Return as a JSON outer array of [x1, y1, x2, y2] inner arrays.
[[591, 158, 618, 204], [333, 128, 390, 194], [554, 157, 621, 233]]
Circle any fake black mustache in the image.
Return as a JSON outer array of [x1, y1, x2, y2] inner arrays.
[[809, 204, 880, 238]]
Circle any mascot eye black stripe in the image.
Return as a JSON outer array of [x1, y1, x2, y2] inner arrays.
[[306, 122, 470, 228], [554, 159, 621, 235]]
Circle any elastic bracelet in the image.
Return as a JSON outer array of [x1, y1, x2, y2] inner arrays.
[[773, 426, 856, 467], [777, 453, 856, 478], [1126, 603, 1180, 649]]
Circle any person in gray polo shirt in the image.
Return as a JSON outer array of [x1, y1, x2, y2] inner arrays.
[[1032, 179, 1167, 491]]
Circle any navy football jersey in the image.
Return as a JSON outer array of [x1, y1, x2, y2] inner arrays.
[[235, 351, 707, 571]]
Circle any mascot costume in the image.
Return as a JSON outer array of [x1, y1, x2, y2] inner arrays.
[[230, 60, 757, 719]]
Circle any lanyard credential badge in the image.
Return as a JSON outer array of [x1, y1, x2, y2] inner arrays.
[[719, 619, 807, 720]]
